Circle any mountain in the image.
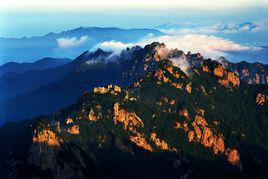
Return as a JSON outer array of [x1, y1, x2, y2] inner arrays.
[[0, 57, 71, 76], [223, 58, 268, 84], [1, 43, 268, 124], [226, 46, 268, 64], [0, 45, 142, 122], [0, 45, 267, 178], [0, 27, 163, 64], [0, 50, 112, 102]]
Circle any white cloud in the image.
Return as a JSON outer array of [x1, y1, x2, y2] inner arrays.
[[86, 60, 99, 65], [92, 40, 134, 54], [57, 36, 89, 48], [170, 57, 190, 75], [160, 22, 263, 35], [93, 34, 252, 59]]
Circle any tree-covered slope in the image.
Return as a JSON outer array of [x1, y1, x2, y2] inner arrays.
[[0, 44, 268, 178]]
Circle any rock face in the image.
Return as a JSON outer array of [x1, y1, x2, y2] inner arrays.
[[177, 111, 239, 164], [93, 84, 121, 94], [88, 109, 97, 121], [66, 118, 73, 124], [150, 133, 176, 151], [33, 129, 62, 146], [225, 148, 240, 165], [203, 59, 240, 87], [225, 60, 268, 84], [113, 102, 153, 151], [213, 66, 224, 78], [67, 125, 79, 135], [227, 71, 240, 87], [256, 93, 267, 105]]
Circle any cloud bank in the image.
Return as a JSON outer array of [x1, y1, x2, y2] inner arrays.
[[92, 34, 254, 59], [92, 41, 132, 54], [160, 22, 263, 35], [57, 36, 89, 48]]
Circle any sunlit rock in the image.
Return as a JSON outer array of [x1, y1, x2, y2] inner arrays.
[[256, 93, 266, 105], [227, 71, 240, 87], [66, 118, 74, 124], [130, 133, 153, 151], [213, 66, 224, 77], [225, 148, 240, 165], [88, 109, 97, 121], [33, 129, 62, 146], [186, 83, 192, 93], [67, 125, 80, 135]]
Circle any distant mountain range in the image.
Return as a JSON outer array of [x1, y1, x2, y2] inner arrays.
[[0, 57, 71, 76], [226, 46, 268, 64], [0, 27, 163, 64], [0, 42, 267, 178], [0, 42, 268, 125]]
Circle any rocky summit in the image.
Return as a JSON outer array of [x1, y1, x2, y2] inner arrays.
[[0, 42, 268, 178]]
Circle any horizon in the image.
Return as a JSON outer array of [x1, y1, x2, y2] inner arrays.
[[1, 6, 268, 38], [0, 0, 268, 64], [2, 0, 268, 10]]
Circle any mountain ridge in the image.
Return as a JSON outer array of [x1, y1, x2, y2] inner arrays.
[[0, 57, 71, 76], [0, 27, 163, 64], [0, 44, 267, 178], [1, 42, 268, 124]]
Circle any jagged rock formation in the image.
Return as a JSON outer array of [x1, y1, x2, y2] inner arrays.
[[0, 42, 268, 178], [223, 59, 268, 84], [33, 129, 62, 146], [93, 84, 121, 94], [256, 93, 267, 105], [202, 59, 240, 87]]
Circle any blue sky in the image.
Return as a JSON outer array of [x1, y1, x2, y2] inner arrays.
[[0, 0, 268, 38], [0, 0, 268, 64]]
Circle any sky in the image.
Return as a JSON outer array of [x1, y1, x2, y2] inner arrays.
[[0, 0, 268, 37], [1, 0, 268, 10], [0, 0, 268, 64]]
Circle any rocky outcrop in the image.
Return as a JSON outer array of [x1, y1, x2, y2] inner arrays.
[[202, 66, 209, 73], [225, 148, 240, 165], [256, 93, 267, 105], [177, 111, 240, 165], [166, 66, 180, 78], [113, 103, 152, 151], [66, 118, 73, 124], [130, 133, 153, 151], [225, 60, 268, 84], [88, 109, 97, 121], [67, 125, 79, 135], [227, 71, 240, 87], [93, 84, 121, 94], [186, 83, 192, 93], [113, 105, 144, 130], [33, 129, 62, 146], [202, 60, 240, 87], [213, 66, 224, 78], [150, 133, 176, 151], [155, 69, 170, 83]]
